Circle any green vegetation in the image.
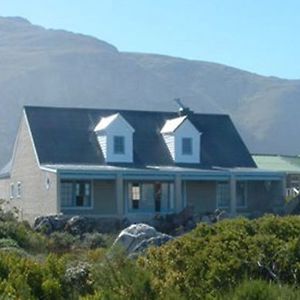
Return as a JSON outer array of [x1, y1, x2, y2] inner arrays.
[[1, 206, 300, 299]]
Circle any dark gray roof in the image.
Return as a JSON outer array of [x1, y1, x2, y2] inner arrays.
[[24, 106, 256, 169]]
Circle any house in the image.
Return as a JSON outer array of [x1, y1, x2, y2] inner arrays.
[[0, 106, 285, 224], [253, 154, 300, 198]]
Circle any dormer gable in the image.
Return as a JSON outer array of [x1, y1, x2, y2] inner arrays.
[[161, 116, 201, 163], [94, 113, 134, 163]]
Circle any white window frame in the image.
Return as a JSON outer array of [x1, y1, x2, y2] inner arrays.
[[182, 137, 193, 155], [16, 181, 22, 199], [113, 135, 125, 154], [10, 183, 14, 199]]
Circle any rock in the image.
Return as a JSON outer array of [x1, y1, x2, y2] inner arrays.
[[34, 215, 68, 235], [112, 223, 173, 256], [216, 210, 228, 221], [65, 216, 93, 235], [33, 216, 53, 234]]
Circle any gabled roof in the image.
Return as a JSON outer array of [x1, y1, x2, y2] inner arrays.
[[23, 106, 256, 168], [253, 154, 300, 173], [160, 115, 187, 133], [94, 113, 119, 132], [94, 113, 134, 133]]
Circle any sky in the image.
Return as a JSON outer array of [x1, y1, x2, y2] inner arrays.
[[1, 0, 300, 79]]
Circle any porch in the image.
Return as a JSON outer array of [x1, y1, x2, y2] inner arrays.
[[56, 167, 285, 220]]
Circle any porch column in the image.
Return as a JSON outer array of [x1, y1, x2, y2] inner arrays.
[[175, 174, 183, 213], [56, 172, 61, 214], [116, 174, 124, 217], [229, 175, 237, 216], [282, 174, 287, 198]]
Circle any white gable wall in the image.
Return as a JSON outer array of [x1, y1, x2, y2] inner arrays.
[[175, 120, 201, 163], [162, 118, 201, 163], [95, 114, 134, 163]]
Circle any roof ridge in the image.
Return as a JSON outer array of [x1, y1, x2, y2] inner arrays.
[[23, 105, 230, 117]]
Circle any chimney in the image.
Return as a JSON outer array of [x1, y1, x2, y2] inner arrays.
[[174, 98, 193, 116]]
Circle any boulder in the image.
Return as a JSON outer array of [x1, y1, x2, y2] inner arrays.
[[33, 215, 68, 235], [112, 223, 173, 257], [64, 216, 93, 235]]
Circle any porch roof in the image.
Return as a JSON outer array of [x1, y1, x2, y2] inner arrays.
[[41, 164, 283, 181]]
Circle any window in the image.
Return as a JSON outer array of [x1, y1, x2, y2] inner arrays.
[[128, 182, 174, 213], [182, 137, 193, 155], [131, 183, 141, 209], [17, 182, 21, 198], [237, 181, 247, 208], [216, 182, 230, 208], [10, 183, 14, 199], [113, 136, 125, 154], [61, 180, 92, 208], [45, 177, 51, 190]]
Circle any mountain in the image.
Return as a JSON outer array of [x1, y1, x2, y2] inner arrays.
[[0, 16, 299, 167]]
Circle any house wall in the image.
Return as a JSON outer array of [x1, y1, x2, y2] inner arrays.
[[0, 178, 10, 200], [186, 181, 216, 213], [237, 180, 284, 215], [61, 180, 117, 216], [0, 114, 58, 224]]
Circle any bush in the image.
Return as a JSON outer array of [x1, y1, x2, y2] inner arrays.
[[81, 232, 107, 249], [0, 238, 19, 248], [224, 279, 300, 300], [138, 215, 300, 299], [47, 231, 77, 253]]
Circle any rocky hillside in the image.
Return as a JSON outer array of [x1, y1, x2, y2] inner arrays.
[[0, 16, 299, 167]]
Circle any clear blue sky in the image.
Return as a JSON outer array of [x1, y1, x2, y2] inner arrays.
[[1, 0, 300, 79]]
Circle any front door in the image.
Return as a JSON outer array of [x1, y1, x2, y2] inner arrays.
[[154, 182, 162, 212]]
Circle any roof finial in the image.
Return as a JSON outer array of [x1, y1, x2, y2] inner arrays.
[[174, 98, 192, 116]]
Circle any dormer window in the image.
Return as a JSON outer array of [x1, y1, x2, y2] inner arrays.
[[182, 137, 193, 155], [161, 116, 201, 163], [94, 113, 134, 163], [114, 136, 125, 154]]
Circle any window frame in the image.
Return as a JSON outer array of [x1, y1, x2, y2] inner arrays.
[[10, 183, 14, 199], [16, 181, 21, 199], [131, 183, 141, 209], [113, 135, 125, 155], [61, 180, 93, 209], [216, 181, 230, 209], [182, 137, 193, 155]]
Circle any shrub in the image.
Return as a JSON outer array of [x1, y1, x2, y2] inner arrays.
[[47, 232, 77, 253], [0, 238, 19, 248], [81, 232, 107, 249], [138, 215, 300, 299], [223, 279, 300, 300]]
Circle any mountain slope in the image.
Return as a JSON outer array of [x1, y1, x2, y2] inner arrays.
[[0, 16, 299, 167]]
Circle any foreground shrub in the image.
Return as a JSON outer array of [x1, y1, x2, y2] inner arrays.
[[80, 232, 108, 249], [91, 250, 182, 300], [223, 279, 300, 300], [0, 216, 46, 253], [47, 231, 77, 253], [138, 215, 300, 299]]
